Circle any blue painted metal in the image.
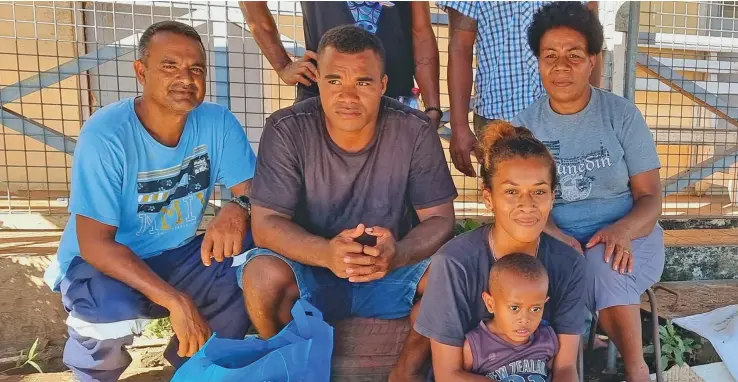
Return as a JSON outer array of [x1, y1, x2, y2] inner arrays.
[[0, 107, 77, 154], [0, 46, 134, 105], [636, 54, 738, 128], [662, 145, 738, 195], [430, 12, 449, 26], [213, 39, 231, 108]]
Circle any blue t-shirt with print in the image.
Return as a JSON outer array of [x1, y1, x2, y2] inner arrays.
[[44, 98, 256, 290]]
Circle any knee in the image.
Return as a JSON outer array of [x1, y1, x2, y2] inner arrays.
[[241, 256, 297, 299], [415, 264, 431, 297]]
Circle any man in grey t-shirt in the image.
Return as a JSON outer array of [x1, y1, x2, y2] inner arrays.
[[237, 25, 457, 381]]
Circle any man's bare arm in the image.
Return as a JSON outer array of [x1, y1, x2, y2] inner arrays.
[[250, 205, 333, 267], [201, 179, 252, 265], [410, 2, 441, 119], [78, 216, 183, 310], [239, 1, 291, 73], [447, 8, 479, 177], [395, 201, 455, 267], [77, 216, 210, 357]]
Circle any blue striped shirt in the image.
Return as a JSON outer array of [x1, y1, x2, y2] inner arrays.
[[438, 1, 550, 121]]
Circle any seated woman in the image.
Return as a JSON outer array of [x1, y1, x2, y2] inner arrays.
[[513, 2, 665, 381], [415, 121, 589, 381]]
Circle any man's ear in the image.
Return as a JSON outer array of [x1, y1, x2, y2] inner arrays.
[[133, 59, 147, 86], [380, 74, 388, 95]]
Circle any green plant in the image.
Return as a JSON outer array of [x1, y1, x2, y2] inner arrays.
[[144, 317, 174, 339], [0, 338, 43, 375], [454, 218, 481, 236], [644, 320, 701, 371]]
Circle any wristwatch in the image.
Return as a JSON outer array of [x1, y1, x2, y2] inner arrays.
[[230, 195, 251, 218]]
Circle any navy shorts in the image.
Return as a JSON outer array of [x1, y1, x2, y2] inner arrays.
[[61, 233, 252, 341], [237, 248, 430, 322]]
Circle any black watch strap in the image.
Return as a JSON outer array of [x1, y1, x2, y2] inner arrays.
[[425, 106, 443, 115], [230, 195, 251, 215]]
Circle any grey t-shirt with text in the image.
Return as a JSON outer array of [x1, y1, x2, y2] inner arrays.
[[250, 97, 457, 241], [513, 87, 660, 242]]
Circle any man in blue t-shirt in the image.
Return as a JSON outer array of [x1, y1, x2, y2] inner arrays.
[[43, 21, 257, 382]]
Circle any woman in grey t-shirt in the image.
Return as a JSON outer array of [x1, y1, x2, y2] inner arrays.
[[513, 3, 665, 381]]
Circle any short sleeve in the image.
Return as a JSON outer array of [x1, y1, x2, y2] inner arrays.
[[549, 256, 589, 335], [618, 103, 661, 177], [437, 1, 479, 20], [215, 110, 257, 188], [414, 254, 473, 347], [408, 127, 457, 209], [249, 119, 303, 216], [69, 131, 123, 227]]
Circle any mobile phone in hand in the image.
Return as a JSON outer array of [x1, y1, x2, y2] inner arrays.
[[355, 232, 377, 247]]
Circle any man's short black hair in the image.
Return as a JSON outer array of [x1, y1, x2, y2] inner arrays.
[[489, 253, 548, 291], [138, 21, 205, 62], [317, 25, 386, 74], [527, 1, 604, 57]]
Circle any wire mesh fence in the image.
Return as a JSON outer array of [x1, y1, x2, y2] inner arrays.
[[0, 1, 735, 221], [637, 1, 738, 218]]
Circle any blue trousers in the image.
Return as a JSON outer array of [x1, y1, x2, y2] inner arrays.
[[60, 234, 252, 382]]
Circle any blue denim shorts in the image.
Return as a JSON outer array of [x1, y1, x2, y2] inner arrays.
[[237, 248, 430, 322]]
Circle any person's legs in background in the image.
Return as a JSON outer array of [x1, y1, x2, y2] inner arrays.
[[585, 225, 665, 382]]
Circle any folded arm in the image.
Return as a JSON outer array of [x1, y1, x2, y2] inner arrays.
[[395, 201, 455, 267]]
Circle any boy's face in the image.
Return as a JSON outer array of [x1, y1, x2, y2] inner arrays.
[[483, 271, 549, 345]]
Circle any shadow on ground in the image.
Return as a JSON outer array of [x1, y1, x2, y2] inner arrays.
[[0, 232, 67, 373]]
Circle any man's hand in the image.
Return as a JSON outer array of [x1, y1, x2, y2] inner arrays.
[[166, 293, 212, 358], [277, 50, 319, 87], [586, 223, 634, 274], [201, 202, 249, 266], [450, 123, 477, 177], [350, 226, 398, 283], [327, 224, 370, 278]]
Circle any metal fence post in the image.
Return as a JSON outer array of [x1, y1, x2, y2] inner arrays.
[[623, 1, 641, 102]]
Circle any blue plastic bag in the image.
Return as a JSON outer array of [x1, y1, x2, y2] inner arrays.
[[171, 299, 334, 382]]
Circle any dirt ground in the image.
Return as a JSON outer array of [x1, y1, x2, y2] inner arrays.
[[0, 232, 67, 366]]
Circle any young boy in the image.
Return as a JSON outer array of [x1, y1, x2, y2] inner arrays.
[[463, 253, 558, 381]]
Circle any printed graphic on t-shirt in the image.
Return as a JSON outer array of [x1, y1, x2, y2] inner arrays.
[[543, 140, 614, 202], [542, 140, 615, 202], [347, 1, 394, 34], [485, 359, 548, 381], [136, 144, 210, 236]]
